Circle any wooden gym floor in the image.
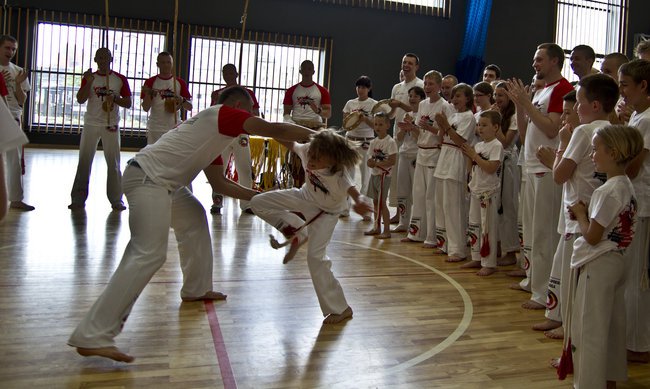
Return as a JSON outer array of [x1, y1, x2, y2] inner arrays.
[[0, 147, 648, 388]]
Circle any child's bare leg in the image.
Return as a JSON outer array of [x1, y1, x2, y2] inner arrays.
[[532, 319, 561, 331], [76, 346, 135, 363], [477, 267, 496, 276], [323, 306, 353, 324], [375, 199, 391, 239], [544, 326, 564, 339]]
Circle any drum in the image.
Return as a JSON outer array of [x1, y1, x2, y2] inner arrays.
[[371, 99, 392, 115], [342, 111, 363, 131]]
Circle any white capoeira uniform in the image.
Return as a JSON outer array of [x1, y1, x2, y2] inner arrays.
[[283, 81, 330, 125], [390, 77, 424, 207], [434, 110, 476, 257], [70, 70, 131, 208], [406, 97, 454, 244], [0, 76, 27, 154], [519, 78, 573, 305], [142, 74, 191, 144], [468, 138, 504, 268], [68, 104, 253, 349], [394, 115, 419, 230], [343, 96, 377, 195], [1, 63, 30, 204], [624, 107, 650, 354], [366, 134, 398, 219], [569, 175, 637, 388], [496, 115, 520, 255], [250, 143, 354, 316], [545, 120, 608, 323], [211, 87, 259, 211]]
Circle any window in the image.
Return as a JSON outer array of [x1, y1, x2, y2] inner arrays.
[[555, 0, 628, 82], [188, 32, 330, 122], [31, 21, 166, 135], [316, 0, 450, 17]]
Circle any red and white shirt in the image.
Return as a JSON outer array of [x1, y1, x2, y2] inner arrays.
[[80, 70, 131, 127], [134, 105, 252, 190], [0, 62, 30, 120], [284, 82, 330, 124], [142, 75, 191, 133]]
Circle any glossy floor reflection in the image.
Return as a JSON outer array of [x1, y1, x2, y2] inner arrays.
[[0, 148, 648, 388]]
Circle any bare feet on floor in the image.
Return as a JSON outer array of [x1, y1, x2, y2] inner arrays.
[[422, 242, 437, 248], [445, 256, 466, 263], [497, 253, 517, 266], [460, 261, 481, 269], [76, 346, 134, 363], [10, 201, 35, 211], [506, 268, 526, 277], [182, 291, 227, 302], [509, 282, 527, 291], [364, 229, 379, 236], [544, 326, 564, 340], [283, 236, 308, 264], [627, 350, 650, 363], [521, 300, 545, 310], [400, 237, 419, 243], [323, 306, 353, 324], [476, 267, 496, 276], [375, 232, 391, 239], [432, 248, 446, 255], [532, 319, 561, 331], [549, 357, 560, 369]]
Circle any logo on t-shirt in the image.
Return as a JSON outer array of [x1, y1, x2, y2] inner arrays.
[[297, 95, 315, 108], [160, 88, 176, 99], [94, 86, 114, 98], [307, 170, 329, 195], [372, 148, 388, 161], [608, 197, 637, 249]]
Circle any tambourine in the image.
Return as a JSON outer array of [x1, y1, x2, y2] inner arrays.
[[164, 98, 177, 113], [403, 113, 414, 123], [342, 111, 363, 130], [371, 99, 392, 115], [101, 100, 114, 112]]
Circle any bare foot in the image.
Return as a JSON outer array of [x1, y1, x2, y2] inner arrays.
[[549, 357, 560, 369], [323, 306, 353, 324], [400, 237, 419, 243], [460, 261, 481, 269], [182, 291, 227, 302], [283, 236, 308, 264], [506, 269, 526, 277], [422, 242, 437, 248], [532, 319, 561, 331], [445, 256, 466, 263], [76, 346, 134, 363], [364, 229, 379, 236], [477, 267, 496, 276], [627, 350, 650, 363], [391, 225, 407, 233], [509, 282, 527, 291], [544, 326, 564, 340], [375, 232, 391, 239], [521, 300, 545, 310], [432, 248, 447, 255], [10, 201, 35, 211], [497, 253, 517, 266]]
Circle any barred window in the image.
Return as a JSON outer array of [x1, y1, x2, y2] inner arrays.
[[555, 0, 628, 82]]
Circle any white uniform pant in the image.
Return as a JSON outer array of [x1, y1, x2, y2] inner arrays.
[[349, 138, 371, 196], [250, 189, 349, 316], [468, 191, 499, 268], [545, 234, 576, 323], [70, 124, 123, 206], [407, 163, 436, 244], [4, 146, 24, 202], [388, 152, 399, 207], [68, 165, 214, 348], [435, 178, 468, 258], [520, 172, 561, 305], [497, 154, 520, 253], [395, 152, 417, 229], [624, 217, 650, 352], [213, 135, 253, 210], [571, 251, 627, 388]]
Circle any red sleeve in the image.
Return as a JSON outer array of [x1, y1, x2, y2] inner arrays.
[[548, 79, 574, 114], [210, 155, 224, 165], [80, 76, 88, 89], [0, 73, 8, 97], [217, 105, 253, 137], [316, 84, 331, 105], [247, 88, 260, 109], [177, 78, 192, 99], [116, 72, 132, 97], [283, 84, 297, 105], [141, 76, 156, 99]]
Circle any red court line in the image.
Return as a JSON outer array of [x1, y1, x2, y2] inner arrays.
[[205, 300, 237, 389]]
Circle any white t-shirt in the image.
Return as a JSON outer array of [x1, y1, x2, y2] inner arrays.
[[434, 110, 477, 181], [293, 143, 354, 213], [391, 77, 423, 135], [414, 97, 455, 167], [523, 78, 574, 174], [628, 107, 650, 217], [0, 62, 30, 120], [367, 135, 398, 176], [283, 82, 330, 124], [469, 138, 504, 193], [0, 100, 27, 152], [80, 70, 132, 127], [135, 105, 252, 191], [571, 175, 637, 268], [558, 120, 609, 233], [342, 97, 377, 138], [142, 75, 191, 133]]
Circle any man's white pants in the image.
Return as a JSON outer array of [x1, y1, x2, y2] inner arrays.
[[435, 178, 468, 258], [468, 191, 499, 268], [395, 152, 417, 229], [68, 165, 214, 348], [4, 146, 24, 202], [624, 217, 650, 352], [407, 163, 437, 244], [497, 154, 520, 253], [70, 124, 123, 206], [520, 172, 561, 305], [213, 135, 253, 210], [250, 189, 349, 316]]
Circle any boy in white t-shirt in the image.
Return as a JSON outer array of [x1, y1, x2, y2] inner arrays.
[[364, 113, 397, 239], [461, 110, 504, 276]]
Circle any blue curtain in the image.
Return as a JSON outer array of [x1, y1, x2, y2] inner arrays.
[[455, 0, 493, 85]]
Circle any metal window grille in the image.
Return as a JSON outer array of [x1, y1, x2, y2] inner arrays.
[[555, 0, 628, 82], [316, 0, 451, 18]]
